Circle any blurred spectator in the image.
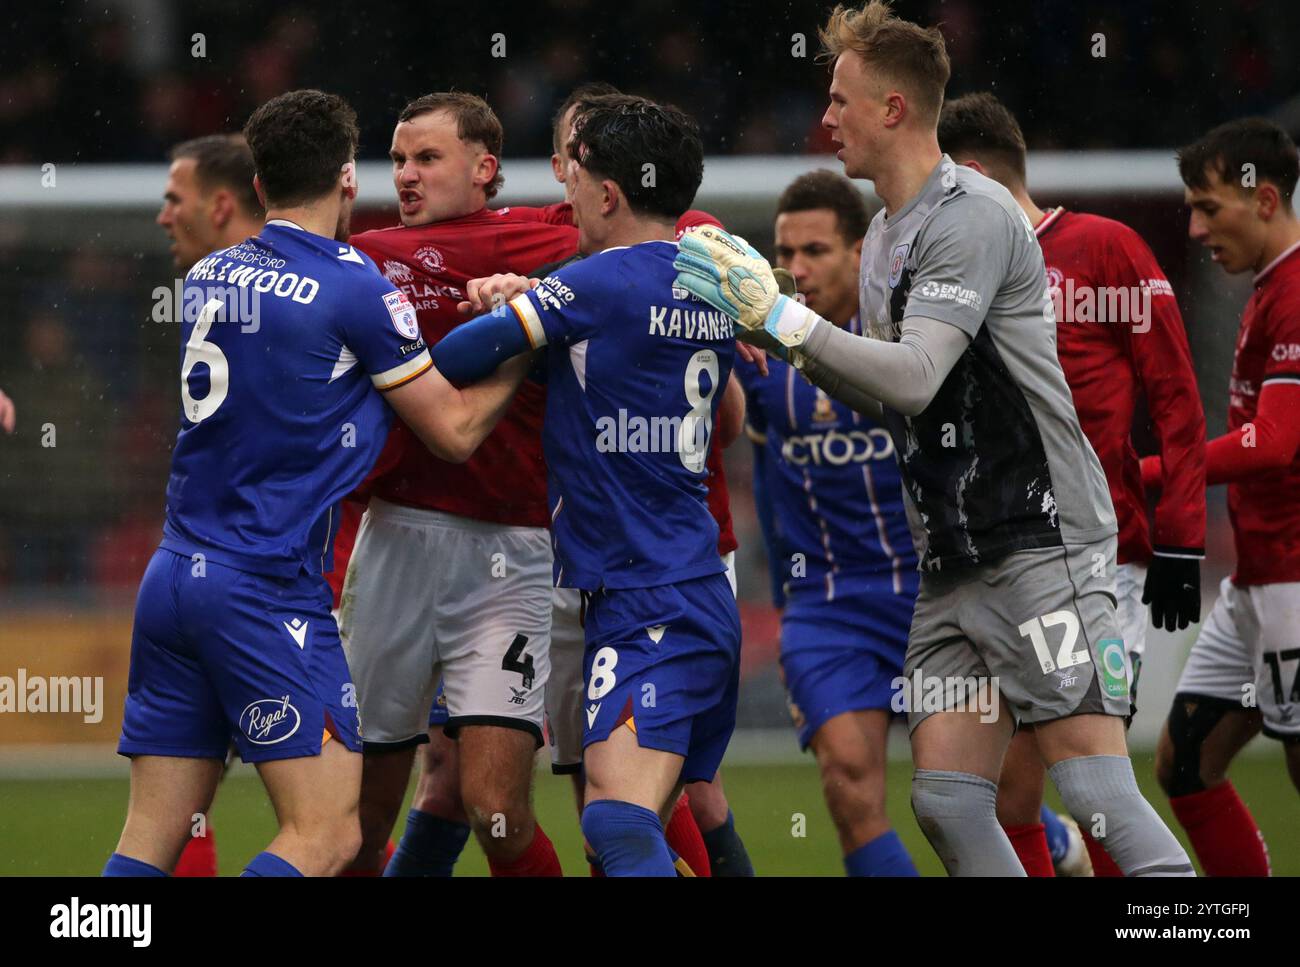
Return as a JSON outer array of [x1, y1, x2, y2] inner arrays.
[[1, 0, 1298, 165]]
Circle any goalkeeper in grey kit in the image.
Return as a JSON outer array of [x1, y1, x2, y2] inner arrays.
[[674, 0, 1194, 876]]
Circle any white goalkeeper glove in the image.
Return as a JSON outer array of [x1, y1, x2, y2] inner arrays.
[[673, 225, 822, 351]]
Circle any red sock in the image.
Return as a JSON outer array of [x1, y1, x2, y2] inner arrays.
[[173, 821, 218, 877], [664, 793, 711, 876], [1002, 823, 1055, 877], [1080, 828, 1124, 877], [1170, 782, 1270, 877], [488, 824, 563, 877], [339, 839, 396, 877]]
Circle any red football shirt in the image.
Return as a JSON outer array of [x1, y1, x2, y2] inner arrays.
[[1225, 241, 1300, 585], [1036, 207, 1206, 565], [352, 206, 578, 525]]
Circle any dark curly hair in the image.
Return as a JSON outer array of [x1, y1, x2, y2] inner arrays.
[[244, 89, 359, 208], [568, 93, 703, 221]]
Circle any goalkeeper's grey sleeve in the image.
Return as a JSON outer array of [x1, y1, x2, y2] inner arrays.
[[797, 314, 971, 417]]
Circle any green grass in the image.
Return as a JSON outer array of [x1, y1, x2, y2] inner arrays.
[[2, 752, 1294, 875]]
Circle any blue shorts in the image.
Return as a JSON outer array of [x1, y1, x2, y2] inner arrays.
[[780, 588, 913, 751], [119, 548, 362, 764], [582, 573, 741, 784]]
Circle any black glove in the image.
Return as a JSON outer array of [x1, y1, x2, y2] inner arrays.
[[1142, 554, 1201, 632]]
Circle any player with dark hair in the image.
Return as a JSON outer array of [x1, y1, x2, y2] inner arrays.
[[430, 94, 741, 875], [104, 89, 531, 877], [939, 90, 1208, 877], [675, 1, 1193, 876], [737, 168, 919, 876], [154, 131, 269, 877], [1141, 117, 1300, 876], [158, 134, 265, 272], [333, 90, 577, 877]]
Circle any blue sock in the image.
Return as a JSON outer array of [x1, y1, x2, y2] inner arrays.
[[1040, 806, 1069, 864], [241, 851, 303, 877], [103, 853, 167, 877], [700, 811, 755, 877], [581, 800, 675, 877], [844, 829, 919, 877], [384, 808, 471, 877]]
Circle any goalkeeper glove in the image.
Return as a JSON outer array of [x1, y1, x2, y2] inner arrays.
[[1142, 554, 1201, 632], [674, 225, 822, 350]]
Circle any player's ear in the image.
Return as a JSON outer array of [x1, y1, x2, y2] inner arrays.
[[475, 152, 500, 193], [960, 158, 985, 176], [882, 90, 906, 129], [252, 174, 268, 211], [550, 152, 564, 184], [1255, 181, 1280, 221], [601, 178, 620, 216], [210, 189, 234, 229], [340, 161, 358, 201]]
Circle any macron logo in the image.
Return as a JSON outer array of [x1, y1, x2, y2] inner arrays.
[[586, 703, 601, 729], [337, 246, 365, 264], [283, 618, 308, 650]]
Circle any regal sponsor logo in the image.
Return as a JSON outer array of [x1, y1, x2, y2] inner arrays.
[[240, 695, 301, 745]]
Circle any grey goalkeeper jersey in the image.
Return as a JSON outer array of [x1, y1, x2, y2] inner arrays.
[[860, 156, 1115, 571]]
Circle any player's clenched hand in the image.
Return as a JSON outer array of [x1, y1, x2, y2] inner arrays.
[[0, 388, 14, 434], [458, 274, 539, 315]]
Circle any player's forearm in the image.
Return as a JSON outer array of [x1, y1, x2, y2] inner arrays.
[[1143, 385, 1300, 489], [442, 353, 534, 459], [795, 352, 884, 422], [431, 307, 533, 384], [797, 313, 969, 417]]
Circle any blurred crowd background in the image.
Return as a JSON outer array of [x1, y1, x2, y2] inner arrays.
[[0, 0, 1290, 605]]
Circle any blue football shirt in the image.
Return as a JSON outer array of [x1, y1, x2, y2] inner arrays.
[[505, 240, 735, 590], [735, 315, 918, 601], [160, 219, 432, 578]]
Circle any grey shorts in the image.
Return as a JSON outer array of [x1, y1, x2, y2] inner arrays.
[[902, 539, 1131, 731]]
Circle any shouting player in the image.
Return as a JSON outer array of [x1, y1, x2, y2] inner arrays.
[[737, 170, 918, 876], [1145, 118, 1300, 876], [337, 92, 576, 877], [675, 1, 1193, 876], [154, 132, 267, 877], [434, 94, 742, 876], [105, 89, 531, 877], [939, 92, 1208, 877]]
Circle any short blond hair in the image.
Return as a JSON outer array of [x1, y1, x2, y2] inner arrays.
[[819, 1, 951, 123]]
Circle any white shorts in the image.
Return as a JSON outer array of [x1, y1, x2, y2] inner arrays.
[[339, 499, 553, 748], [542, 553, 738, 773], [545, 588, 585, 773], [1115, 561, 1148, 712], [1176, 577, 1300, 741]]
